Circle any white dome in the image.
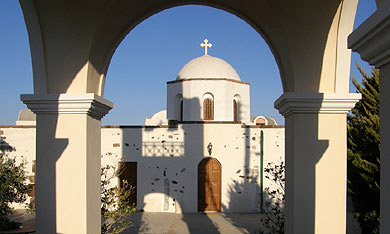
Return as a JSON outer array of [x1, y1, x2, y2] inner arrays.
[[177, 55, 240, 81]]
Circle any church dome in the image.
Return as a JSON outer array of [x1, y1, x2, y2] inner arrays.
[[177, 55, 241, 81]]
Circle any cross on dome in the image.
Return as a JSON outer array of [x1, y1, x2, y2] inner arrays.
[[200, 39, 212, 55]]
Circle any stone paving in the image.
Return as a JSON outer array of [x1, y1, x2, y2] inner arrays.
[[5, 210, 361, 234], [122, 212, 264, 234]]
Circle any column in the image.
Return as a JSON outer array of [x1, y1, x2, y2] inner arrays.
[[21, 94, 113, 234], [348, 2, 390, 233], [275, 92, 360, 234]]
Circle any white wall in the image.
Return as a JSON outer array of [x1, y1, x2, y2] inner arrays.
[[1, 124, 284, 213], [167, 80, 250, 123], [0, 127, 36, 209]]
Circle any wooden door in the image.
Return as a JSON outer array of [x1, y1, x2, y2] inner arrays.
[[118, 162, 137, 207], [198, 158, 221, 212]]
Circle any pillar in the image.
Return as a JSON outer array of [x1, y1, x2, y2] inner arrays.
[[21, 93, 113, 234], [275, 92, 360, 234], [348, 2, 390, 232]]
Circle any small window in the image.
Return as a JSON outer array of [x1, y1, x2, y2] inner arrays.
[[256, 118, 266, 126], [233, 100, 238, 122], [180, 100, 183, 121], [203, 98, 214, 120], [174, 94, 183, 121]]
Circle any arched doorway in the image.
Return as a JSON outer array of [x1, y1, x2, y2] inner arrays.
[[198, 157, 221, 212]]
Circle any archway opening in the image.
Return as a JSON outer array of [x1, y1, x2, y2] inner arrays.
[[101, 4, 284, 233], [102, 5, 283, 125]]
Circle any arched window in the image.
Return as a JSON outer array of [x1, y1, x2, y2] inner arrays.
[[255, 117, 266, 126], [203, 98, 214, 120], [233, 94, 241, 122], [180, 99, 183, 121], [233, 100, 238, 122], [174, 94, 183, 121]]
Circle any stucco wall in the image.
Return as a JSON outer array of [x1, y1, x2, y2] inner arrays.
[[167, 80, 250, 123], [1, 124, 284, 213], [0, 127, 36, 209]]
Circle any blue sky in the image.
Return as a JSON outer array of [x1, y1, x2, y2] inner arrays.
[[0, 1, 376, 125]]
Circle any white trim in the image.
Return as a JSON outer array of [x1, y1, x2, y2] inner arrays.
[[274, 92, 361, 117], [20, 93, 113, 120], [202, 92, 214, 101], [348, 3, 390, 68]]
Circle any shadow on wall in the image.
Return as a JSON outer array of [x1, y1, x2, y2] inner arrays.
[[117, 83, 219, 233], [29, 103, 69, 234], [283, 114, 328, 233], [220, 126, 260, 233], [222, 126, 259, 213]]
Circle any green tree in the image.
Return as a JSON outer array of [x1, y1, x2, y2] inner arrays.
[[0, 150, 31, 230], [347, 65, 380, 234]]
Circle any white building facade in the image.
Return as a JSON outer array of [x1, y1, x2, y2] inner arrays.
[[1, 47, 284, 213]]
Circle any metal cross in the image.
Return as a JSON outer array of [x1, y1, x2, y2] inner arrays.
[[200, 39, 212, 55]]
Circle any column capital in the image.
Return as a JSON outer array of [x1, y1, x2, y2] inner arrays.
[[20, 93, 113, 120], [348, 3, 390, 68], [274, 92, 361, 117]]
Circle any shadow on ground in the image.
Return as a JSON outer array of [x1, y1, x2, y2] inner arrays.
[[6, 209, 361, 234], [121, 212, 264, 234]]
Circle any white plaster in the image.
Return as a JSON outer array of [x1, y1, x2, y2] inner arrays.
[[274, 92, 361, 117], [3, 124, 285, 214], [348, 1, 390, 68], [145, 110, 168, 126], [19, 0, 47, 94], [177, 55, 240, 81], [21, 93, 113, 119], [167, 80, 250, 122]]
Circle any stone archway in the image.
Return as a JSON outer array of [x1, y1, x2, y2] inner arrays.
[[18, 0, 365, 233]]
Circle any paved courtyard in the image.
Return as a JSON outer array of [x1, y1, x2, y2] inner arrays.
[[122, 212, 264, 234], [6, 210, 361, 234]]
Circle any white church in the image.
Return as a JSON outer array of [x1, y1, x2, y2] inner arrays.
[[0, 40, 284, 213]]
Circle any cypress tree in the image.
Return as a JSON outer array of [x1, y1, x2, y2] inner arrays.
[[347, 65, 380, 234]]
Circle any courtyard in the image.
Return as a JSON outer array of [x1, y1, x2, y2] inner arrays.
[[6, 210, 361, 234]]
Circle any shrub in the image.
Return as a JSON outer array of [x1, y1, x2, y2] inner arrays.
[[0, 153, 31, 230], [260, 161, 285, 234], [101, 160, 136, 234]]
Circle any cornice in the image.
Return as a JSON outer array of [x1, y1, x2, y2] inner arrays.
[[348, 4, 390, 68], [274, 92, 361, 117], [167, 78, 250, 85], [20, 93, 113, 120]]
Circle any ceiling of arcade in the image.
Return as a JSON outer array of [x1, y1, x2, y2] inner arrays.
[[21, 0, 357, 96]]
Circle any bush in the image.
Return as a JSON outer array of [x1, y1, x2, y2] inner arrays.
[[101, 161, 136, 234], [260, 161, 285, 234], [0, 153, 31, 230]]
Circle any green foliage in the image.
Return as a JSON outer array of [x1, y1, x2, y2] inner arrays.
[[0, 153, 31, 230], [101, 161, 136, 234], [348, 65, 380, 234], [26, 197, 35, 214], [260, 161, 285, 234]]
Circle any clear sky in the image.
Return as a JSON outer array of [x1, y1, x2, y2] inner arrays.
[[0, 1, 377, 125]]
